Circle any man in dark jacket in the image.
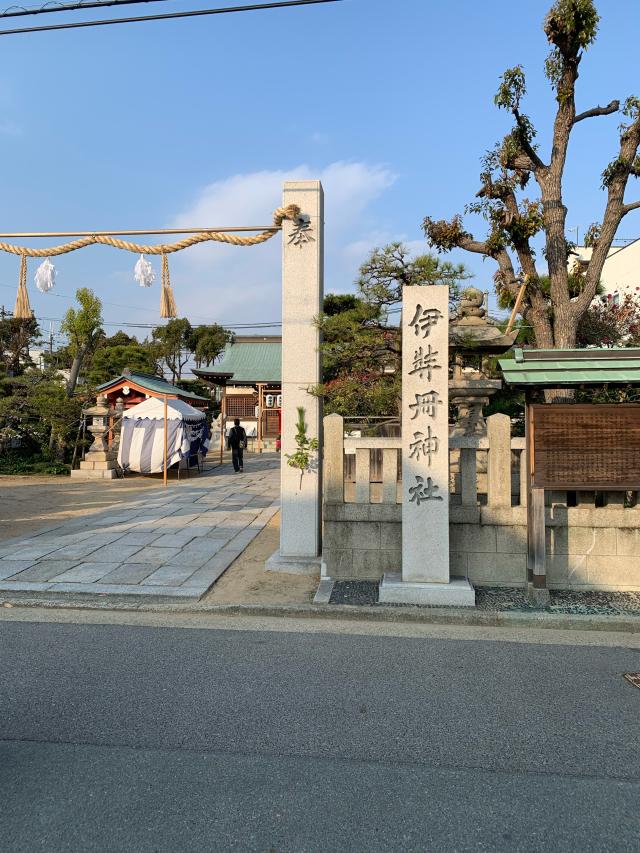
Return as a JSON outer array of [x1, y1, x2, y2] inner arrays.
[[227, 418, 247, 472]]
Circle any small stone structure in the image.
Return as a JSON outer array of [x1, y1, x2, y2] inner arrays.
[[70, 395, 117, 480], [449, 287, 517, 437]]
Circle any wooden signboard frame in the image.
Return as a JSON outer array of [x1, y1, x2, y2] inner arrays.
[[528, 403, 640, 491], [525, 401, 640, 589]]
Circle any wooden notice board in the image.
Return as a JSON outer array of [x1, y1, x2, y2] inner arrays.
[[528, 403, 640, 490]]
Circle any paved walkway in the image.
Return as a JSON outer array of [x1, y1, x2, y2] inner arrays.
[[0, 455, 280, 601]]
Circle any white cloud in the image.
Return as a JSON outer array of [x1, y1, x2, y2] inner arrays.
[[165, 161, 396, 325]]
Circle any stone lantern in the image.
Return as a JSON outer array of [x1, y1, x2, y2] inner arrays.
[[70, 394, 118, 480], [449, 288, 518, 436]]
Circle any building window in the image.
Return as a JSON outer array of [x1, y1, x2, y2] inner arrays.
[[226, 395, 257, 418]]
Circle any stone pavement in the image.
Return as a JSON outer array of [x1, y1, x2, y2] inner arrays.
[[0, 455, 280, 601]]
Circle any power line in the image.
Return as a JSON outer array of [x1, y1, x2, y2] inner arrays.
[[36, 316, 283, 329], [0, 281, 279, 325], [0, 0, 342, 35], [0, 0, 171, 20]]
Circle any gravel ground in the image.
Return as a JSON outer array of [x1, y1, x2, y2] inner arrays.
[[329, 581, 640, 615], [477, 587, 640, 615], [330, 581, 379, 606]]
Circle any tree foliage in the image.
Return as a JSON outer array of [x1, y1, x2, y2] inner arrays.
[[151, 319, 232, 381], [87, 337, 160, 386], [0, 317, 40, 376], [313, 244, 469, 416], [0, 369, 85, 464], [60, 288, 104, 396], [151, 318, 193, 383], [423, 0, 640, 351], [189, 323, 232, 368], [357, 242, 468, 307]]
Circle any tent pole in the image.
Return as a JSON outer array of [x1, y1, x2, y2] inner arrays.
[[163, 394, 168, 488]]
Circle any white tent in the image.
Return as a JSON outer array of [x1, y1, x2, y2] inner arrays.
[[118, 397, 209, 474]]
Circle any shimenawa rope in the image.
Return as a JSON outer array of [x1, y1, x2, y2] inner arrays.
[[9, 204, 301, 319]]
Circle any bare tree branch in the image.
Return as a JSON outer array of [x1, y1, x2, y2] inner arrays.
[[513, 108, 546, 170], [574, 100, 620, 124], [572, 112, 640, 318], [512, 153, 539, 171], [457, 236, 491, 256]]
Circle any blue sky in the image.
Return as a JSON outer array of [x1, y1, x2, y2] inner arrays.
[[0, 0, 638, 341]]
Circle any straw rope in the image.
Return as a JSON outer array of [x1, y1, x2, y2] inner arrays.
[[13, 254, 32, 318], [160, 253, 177, 319], [7, 204, 302, 319], [0, 204, 301, 258]]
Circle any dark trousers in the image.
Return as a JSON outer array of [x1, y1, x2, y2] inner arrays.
[[232, 446, 244, 471]]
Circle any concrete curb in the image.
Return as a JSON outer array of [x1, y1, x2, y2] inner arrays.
[[1, 594, 639, 633]]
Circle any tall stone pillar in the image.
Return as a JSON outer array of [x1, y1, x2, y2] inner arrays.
[[379, 285, 475, 606], [266, 180, 324, 574]]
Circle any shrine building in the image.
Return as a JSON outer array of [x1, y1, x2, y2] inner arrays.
[[96, 369, 209, 411], [193, 335, 282, 443]]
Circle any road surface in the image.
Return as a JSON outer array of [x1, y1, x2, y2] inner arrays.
[[0, 613, 638, 852]]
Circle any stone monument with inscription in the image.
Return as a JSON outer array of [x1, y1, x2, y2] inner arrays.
[[266, 180, 324, 574], [379, 285, 475, 606]]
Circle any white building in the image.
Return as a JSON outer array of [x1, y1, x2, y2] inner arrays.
[[572, 239, 640, 304]]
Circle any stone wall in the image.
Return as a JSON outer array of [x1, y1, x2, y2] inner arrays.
[[323, 503, 640, 590], [322, 412, 640, 591]]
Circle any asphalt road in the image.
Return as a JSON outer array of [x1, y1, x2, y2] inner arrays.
[[0, 618, 639, 852]]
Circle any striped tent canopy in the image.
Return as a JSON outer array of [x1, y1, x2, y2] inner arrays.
[[118, 397, 210, 474]]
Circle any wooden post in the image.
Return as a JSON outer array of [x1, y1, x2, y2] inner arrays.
[[505, 277, 527, 335], [526, 399, 534, 582], [525, 398, 546, 589], [163, 394, 168, 488], [257, 383, 264, 454], [519, 449, 528, 508], [219, 388, 226, 465], [531, 487, 546, 587]]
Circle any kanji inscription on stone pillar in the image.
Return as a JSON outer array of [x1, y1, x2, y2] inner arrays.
[[402, 285, 450, 582]]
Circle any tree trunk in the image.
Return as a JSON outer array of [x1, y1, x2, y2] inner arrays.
[[525, 304, 554, 349], [66, 346, 88, 397], [54, 432, 66, 462], [553, 311, 578, 349]]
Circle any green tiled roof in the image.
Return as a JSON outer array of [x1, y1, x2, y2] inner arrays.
[[194, 339, 282, 384], [96, 371, 209, 401], [499, 347, 640, 387]]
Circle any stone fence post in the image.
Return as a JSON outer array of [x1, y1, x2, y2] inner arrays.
[[487, 413, 511, 507], [324, 413, 344, 505]]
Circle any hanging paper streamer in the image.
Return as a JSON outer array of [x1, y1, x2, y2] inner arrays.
[[160, 253, 177, 318], [34, 258, 56, 293], [134, 254, 155, 288], [14, 254, 32, 319]]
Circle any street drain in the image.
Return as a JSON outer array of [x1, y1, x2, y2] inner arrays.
[[623, 673, 640, 689]]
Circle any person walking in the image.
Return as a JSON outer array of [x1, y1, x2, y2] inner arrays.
[[227, 418, 247, 473]]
